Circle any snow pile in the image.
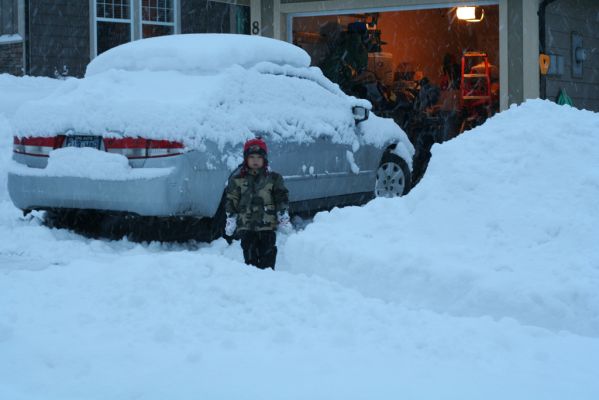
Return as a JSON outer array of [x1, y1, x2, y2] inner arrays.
[[283, 100, 599, 337], [0, 74, 64, 199], [2, 78, 599, 399], [85, 34, 312, 76], [0, 73, 63, 116], [8, 147, 173, 180], [0, 223, 598, 399]]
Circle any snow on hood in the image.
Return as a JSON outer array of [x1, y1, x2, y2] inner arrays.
[[283, 100, 599, 337], [85, 34, 312, 76]]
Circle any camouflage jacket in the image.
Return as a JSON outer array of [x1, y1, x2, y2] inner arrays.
[[225, 168, 289, 232]]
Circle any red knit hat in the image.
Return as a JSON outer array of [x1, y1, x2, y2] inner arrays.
[[243, 138, 268, 159]]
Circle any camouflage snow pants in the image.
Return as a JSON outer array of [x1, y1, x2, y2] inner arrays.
[[240, 230, 277, 270]]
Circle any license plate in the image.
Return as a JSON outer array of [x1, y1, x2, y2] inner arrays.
[[65, 135, 102, 149]]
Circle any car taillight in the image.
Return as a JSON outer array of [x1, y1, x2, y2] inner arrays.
[[12, 137, 23, 153], [147, 139, 185, 158], [103, 138, 184, 159], [13, 135, 65, 157]]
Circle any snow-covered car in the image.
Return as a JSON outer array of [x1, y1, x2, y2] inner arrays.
[[8, 34, 414, 240]]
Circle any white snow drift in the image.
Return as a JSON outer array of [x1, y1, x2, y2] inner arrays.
[[284, 100, 599, 337], [1, 74, 599, 399]]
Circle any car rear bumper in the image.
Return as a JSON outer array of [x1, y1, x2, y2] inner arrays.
[[7, 169, 186, 216], [7, 147, 232, 218]]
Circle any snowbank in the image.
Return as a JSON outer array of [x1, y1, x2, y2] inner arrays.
[[2, 78, 599, 399], [0, 73, 63, 117], [283, 100, 599, 337], [85, 34, 312, 76], [0, 74, 65, 199], [0, 219, 598, 399]]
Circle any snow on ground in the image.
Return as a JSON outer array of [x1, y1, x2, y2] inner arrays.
[[284, 100, 599, 337], [1, 75, 599, 399]]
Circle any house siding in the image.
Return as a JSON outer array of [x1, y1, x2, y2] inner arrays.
[[27, 0, 90, 78], [181, 0, 232, 34], [545, 0, 599, 111], [0, 41, 23, 75]]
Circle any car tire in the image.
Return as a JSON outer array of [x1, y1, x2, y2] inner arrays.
[[375, 152, 411, 198], [44, 208, 114, 239]]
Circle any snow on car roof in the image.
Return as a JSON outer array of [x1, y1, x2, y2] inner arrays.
[[85, 34, 312, 76], [13, 65, 367, 150], [13, 35, 409, 156]]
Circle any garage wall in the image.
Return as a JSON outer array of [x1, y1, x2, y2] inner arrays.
[[377, 7, 499, 85], [545, 0, 599, 111]]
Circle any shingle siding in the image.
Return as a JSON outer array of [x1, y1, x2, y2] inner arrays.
[[181, 0, 231, 34], [19, 1, 244, 78], [27, 0, 90, 78], [0, 41, 23, 75], [545, 0, 599, 112]]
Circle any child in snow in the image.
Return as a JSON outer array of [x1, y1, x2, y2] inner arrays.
[[224, 138, 291, 270]]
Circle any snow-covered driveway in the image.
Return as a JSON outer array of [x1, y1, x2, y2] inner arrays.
[[1, 75, 598, 399], [1, 201, 597, 400]]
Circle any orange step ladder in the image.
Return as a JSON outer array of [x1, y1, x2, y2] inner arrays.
[[459, 51, 492, 132], [461, 51, 492, 104]]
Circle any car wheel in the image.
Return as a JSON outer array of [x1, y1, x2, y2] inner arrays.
[[375, 153, 411, 198], [44, 208, 112, 239]]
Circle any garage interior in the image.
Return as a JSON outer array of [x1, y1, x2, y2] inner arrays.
[[292, 5, 499, 183]]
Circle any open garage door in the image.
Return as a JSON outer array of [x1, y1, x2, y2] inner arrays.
[[290, 5, 499, 183]]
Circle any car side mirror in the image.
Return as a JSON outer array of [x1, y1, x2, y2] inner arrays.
[[352, 106, 369, 123]]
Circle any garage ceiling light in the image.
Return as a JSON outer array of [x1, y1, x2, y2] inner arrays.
[[457, 6, 484, 22]]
